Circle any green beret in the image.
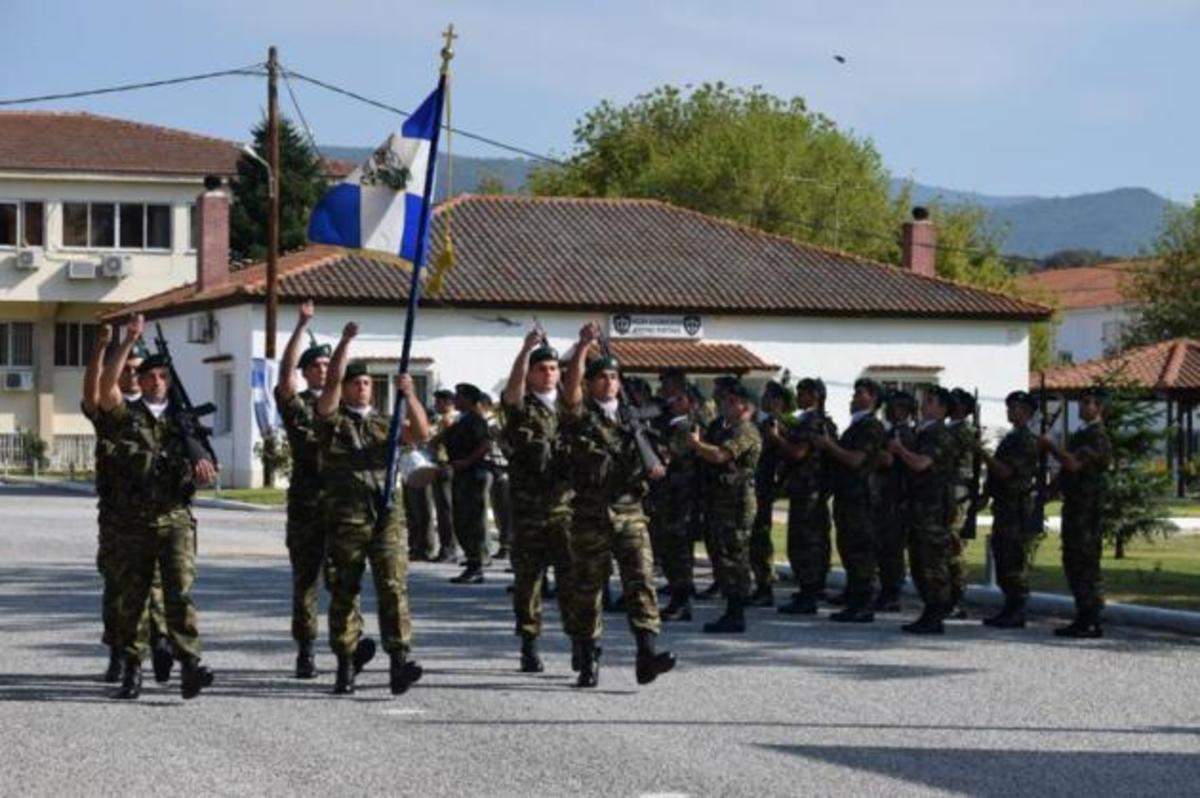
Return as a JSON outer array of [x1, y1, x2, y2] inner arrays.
[[1080, 386, 1109, 403], [713, 375, 740, 389], [137, 353, 171, 374], [853, 377, 882, 398], [433, 388, 455, 401], [1006, 390, 1037, 410], [949, 387, 976, 412], [763, 380, 787, 399], [585, 356, 619, 380], [797, 377, 827, 399], [725, 383, 753, 403], [927, 386, 953, 408], [886, 389, 916, 413], [455, 382, 482, 404], [343, 360, 369, 381], [299, 343, 331, 370], [529, 345, 559, 365]]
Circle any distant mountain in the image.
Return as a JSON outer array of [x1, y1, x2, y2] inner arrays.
[[320, 147, 534, 200], [891, 179, 1039, 209]]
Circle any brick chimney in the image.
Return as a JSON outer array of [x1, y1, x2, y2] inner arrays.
[[195, 175, 230, 293], [901, 206, 936, 278]]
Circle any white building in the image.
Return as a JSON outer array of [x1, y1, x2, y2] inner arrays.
[[114, 194, 1050, 488], [0, 111, 243, 463]]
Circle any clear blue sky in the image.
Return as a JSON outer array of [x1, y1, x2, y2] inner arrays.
[[5, 0, 1197, 200]]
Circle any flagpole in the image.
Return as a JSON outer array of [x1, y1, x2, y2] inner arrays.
[[379, 25, 456, 514]]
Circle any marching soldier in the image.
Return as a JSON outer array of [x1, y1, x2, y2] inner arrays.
[[98, 314, 217, 699], [946, 388, 978, 617], [1041, 386, 1112, 638], [315, 322, 428, 695], [443, 383, 493, 584], [693, 382, 763, 633], [977, 390, 1039, 628], [747, 381, 790, 608], [872, 390, 917, 613], [274, 299, 334, 678], [816, 378, 886, 623], [501, 329, 578, 672], [82, 325, 171, 685], [888, 386, 957, 634], [657, 385, 703, 622], [561, 322, 675, 688], [772, 378, 838, 615]]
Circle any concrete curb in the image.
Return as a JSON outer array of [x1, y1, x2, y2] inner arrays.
[[0, 475, 282, 513], [193, 497, 283, 513]]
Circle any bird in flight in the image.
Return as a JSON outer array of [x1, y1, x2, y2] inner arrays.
[[833, 54, 846, 64]]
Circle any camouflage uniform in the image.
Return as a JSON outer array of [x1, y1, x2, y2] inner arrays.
[[830, 412, 886, 608], [702, 418, 761, 600], [562, 399, 660, 641], [502, 393, 578, 640], [784, 411, 838, 596], [1059, 422, 1112, 620], [444, 410, 492, 570], [904, 419, 957, 611], [874, 422, 915, 599], [658, 415, 700, 597], [750, 414, 781, 590], [946, 419, 976, 605], [278, 389, 328, 644], [987, 424, 1039, 603], [315, 406, 413, 657], [430, 411, 458, 557], [104, 400, 203, 664]]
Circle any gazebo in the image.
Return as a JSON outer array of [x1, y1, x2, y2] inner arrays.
[[1037, 338, 1200, 497]]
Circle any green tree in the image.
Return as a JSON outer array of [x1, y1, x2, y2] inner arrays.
[[1123, 196, 1200, 347], [229, 117, 328, 263], [1095, 369, 1176, 558], [475, 174, 507, 195]]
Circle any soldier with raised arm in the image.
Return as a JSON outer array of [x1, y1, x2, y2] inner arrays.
[[315, 321, 429, 695]]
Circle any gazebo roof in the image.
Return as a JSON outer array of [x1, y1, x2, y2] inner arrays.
[[1037, 338, 1200, 401]]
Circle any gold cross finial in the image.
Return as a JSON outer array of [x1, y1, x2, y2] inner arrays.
[[440, 24, 457, 75]]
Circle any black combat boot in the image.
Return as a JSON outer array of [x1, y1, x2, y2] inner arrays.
[[696, 582, 722, 601], [872, 590, 902, 613], [747, 584, 775, 608], [634, 630, 675, 685], [571, 640, 583, 673], [830, 595, 875, 623], [825, 590, 849, 607], [389, 651, 423, 695], [116, 658, 142, 700], [353, 636, 377, 674], [180, 659, 214, 700], [295, 640, 317, 679], [777, 590, 819, 615], [702, 597, 746, 634], [574, 640, 601, 689], [519, 635, 544, 673], [103, 646, 123, 684], [901, 605, 945, 635], [333, 653, 356, 695], [990, 600, 1027, 629], [982, 599, 1015, 627], [151, 636, 174, 684], [449, 566, 484, 584], [661, 588, 693, 622], [1055, 610, 1102, 638]]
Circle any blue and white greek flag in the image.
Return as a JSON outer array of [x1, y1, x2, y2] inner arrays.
[[250, 357, 277, 437], [307, 86, 443, 260]]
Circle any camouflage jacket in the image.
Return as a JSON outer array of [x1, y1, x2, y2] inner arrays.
[[660, 413, 700, 514], [1060, 422, 1112, 505], [907, 419, 957, 518], [314, 405, 396, 527], [278, 389, 322, 507], [561, 398, 647, 518], [502, 393, 570, 508], [987, 425, 1038, 506], [831, 412, 886, 503], [784, 409, 839, 499], [755, 413, 783, 500], [87, 402, 124, 523], [947, 419, 977, 504], [103, 399, 197, 522], [703, 417, 762, 526], [874, 422, 916, 513]]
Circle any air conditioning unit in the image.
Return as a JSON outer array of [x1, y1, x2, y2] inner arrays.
[[99, 254, 132, 279], [67, 260, 98, 280], [187, 313, 215, 344], [2, 369, 34, 391], [14, 249, 44, 271]]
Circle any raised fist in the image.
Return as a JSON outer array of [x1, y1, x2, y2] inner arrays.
[[342, 321, 359, 340], [299, 299, 315, 322], [127, 314, 145, 340]]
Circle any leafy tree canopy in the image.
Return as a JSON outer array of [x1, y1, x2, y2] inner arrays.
[[1124, 196, 1200, 347]]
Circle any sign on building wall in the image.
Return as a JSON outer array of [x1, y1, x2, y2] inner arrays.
[[609, 313, 703, 339]]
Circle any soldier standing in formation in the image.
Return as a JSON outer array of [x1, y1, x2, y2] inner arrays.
[[560, 322, 675, 688], [1041, 386, 1112, 638], [692, 383, 763, 634], [275, 299, 331, 678], [480, 392, 514, 561], [872, 390, 916, 613], [443, 383, 493, 584], [747, 381, 789, 608], [657, 385, 702, 622], [429, 389, 459, 562], [946, 389, 977, 618], [98, 314, 217, 699], [501, 329, 578, 672]]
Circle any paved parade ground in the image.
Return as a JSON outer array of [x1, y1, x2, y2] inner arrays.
[[2, 484, 1199, 796]]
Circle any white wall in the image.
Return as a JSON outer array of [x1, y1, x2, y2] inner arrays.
[[1054, 304, 1129, 364]]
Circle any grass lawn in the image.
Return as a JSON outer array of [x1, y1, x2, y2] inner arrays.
[[198, 487, 287, 506], [767, 524, 1200, 612]]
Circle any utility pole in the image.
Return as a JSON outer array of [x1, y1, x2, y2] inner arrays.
[[263, 45, 281, 487]]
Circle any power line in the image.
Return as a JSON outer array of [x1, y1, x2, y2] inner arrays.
[[280, 69, 324, 162], [0, 64, 266, 107]]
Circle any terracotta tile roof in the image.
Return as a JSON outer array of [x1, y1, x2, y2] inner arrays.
[[110, 195, 1051, 322], [605, 339, 777, 374], [1015, 260, 1153, 310], [0, 111, 242, 176], [1038, 338, 1200, 396]]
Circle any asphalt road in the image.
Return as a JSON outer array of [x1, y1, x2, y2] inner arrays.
[[2, 484, 1199, 797]]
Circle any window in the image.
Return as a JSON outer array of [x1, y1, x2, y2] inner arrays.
[[188, 204, 197, 251], [1101, 320, 1126, 356], [61, 202, 172, 250], [366, 364, 430, 416], [0, 201, 45, 247], [862, 366, 942, 407], [54, 322, 101, 367], [0, 321, 35, 367], [214, 372, 234, 435]]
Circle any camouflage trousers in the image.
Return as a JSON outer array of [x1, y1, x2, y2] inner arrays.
[[286, 502, 327, 644], [326, 509, 412, 656], [948, 501, 970, 604], [785, 490, 832, 594], [98, 519, 167, 648], [654, 489, 696, 594], [569, 503, 661, 641], [749, 489, 777, 588], [452, 471, 489, 570], [1061, 497, 1104, 617], [511, 502, 577, 639], [710, 518, 753, 601], [872, 504, 907, 597], [112, 508, 201, 663], [906, 502, 954, 610], [992, 499, 1036, 603], [833, 496, 876, 605]]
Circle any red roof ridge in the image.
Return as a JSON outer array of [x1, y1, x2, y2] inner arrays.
[[1161, 339, 1199, 387]]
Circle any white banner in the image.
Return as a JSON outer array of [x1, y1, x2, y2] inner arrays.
[[609, 313, 703, 339]]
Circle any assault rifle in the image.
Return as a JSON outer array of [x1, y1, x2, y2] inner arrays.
[[153, 323, 219, 467], [598, 334, 664, 475], [960, 388, 983, 541], [1024, 372, 1062, 538]]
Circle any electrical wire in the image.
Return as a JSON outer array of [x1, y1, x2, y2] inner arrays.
[[0, 64, 266, 107], [280, 69, 325, 162]]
